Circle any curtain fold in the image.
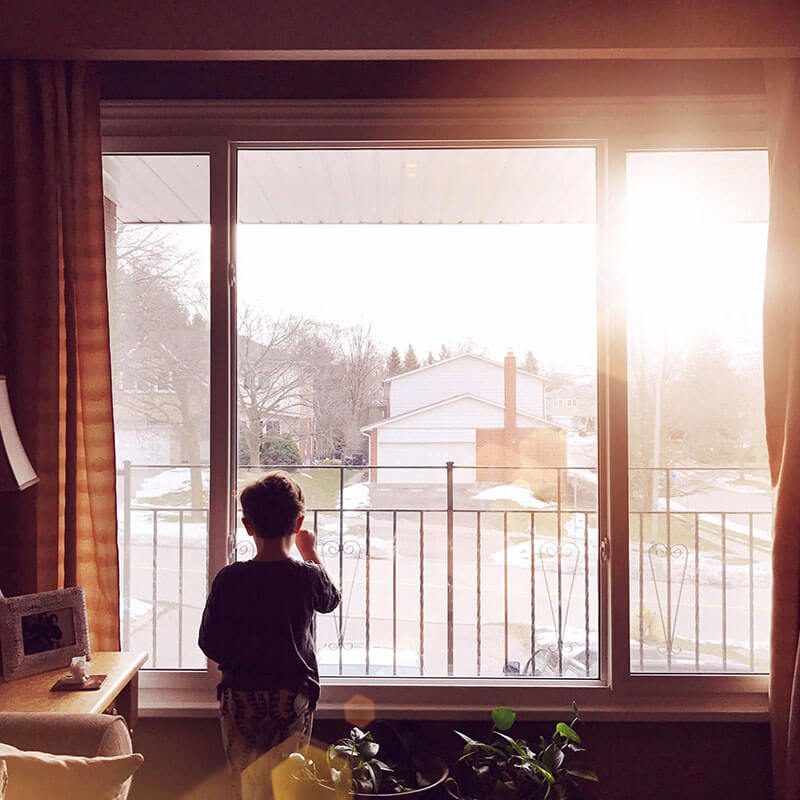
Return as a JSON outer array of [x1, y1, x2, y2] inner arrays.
[[765, 57, 800, 800], [0, 61, 119, 651]]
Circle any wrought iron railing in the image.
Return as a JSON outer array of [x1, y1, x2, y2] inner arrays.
[[116, 461, 770, 676]]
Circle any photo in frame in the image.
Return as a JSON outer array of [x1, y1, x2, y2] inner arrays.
[[0, 587, 91, 682]]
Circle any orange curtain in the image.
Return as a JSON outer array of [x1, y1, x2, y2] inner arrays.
[[765, 58, 800, 800], [0, 61, 119, 650]]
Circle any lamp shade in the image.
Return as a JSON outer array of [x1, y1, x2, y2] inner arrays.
[[0, 376, 38, 491]]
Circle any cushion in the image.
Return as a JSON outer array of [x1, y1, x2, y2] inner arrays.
[[0, 743, 142, 800], [0, 760, 7, 800]]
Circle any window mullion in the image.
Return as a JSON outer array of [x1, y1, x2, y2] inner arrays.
[[208, 139, 234, 641], [600, 139, 632, 692]]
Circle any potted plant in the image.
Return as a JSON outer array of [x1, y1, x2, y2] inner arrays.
[[446, 704, 597, 800], [288, 724, 449, 797]]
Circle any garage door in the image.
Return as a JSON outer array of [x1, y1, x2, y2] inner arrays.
[[376, 440, 476, 483]]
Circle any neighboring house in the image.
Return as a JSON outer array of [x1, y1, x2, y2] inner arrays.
[[546, 382, 596, 432], [113, 359, 208, 467], [362, 353, 566, 483]]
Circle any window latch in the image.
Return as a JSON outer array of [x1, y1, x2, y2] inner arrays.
[[600, 537, 610, 562]]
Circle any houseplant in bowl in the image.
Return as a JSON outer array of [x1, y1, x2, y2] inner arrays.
[[446, 704, 597, 800], [288, 724, 448, 797]]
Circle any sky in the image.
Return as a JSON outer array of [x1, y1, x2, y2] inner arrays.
[[237, 223, 597, 372]]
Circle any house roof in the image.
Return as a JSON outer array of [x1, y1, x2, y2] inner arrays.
[[384, 352, 544, 384], [361, 393, 565, 432], [546, 383, 596, 401]]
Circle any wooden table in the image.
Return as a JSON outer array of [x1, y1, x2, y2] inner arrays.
[[0, 651, 148, 730]]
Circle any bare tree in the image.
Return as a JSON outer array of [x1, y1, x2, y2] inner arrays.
[[237, 308, 321, 467], [337, 322, 384, 454], [109, 221, 209, 516]]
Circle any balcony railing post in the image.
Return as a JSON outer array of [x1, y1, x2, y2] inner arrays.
[[122, 460, 132, 650], [446, 460, 454, 676], [338, 464, 344, 675]]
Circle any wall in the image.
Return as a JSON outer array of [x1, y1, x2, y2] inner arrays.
[[98, 59, 767, 101], [129, 715, 771, 800], [1, 0, 799, 59], [476, 428, 567, 483]]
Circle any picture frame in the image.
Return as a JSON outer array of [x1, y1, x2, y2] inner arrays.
[[0, 587, 91, 682]]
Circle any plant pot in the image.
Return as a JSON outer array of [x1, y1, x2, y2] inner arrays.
[[324, 756, 449, 798]]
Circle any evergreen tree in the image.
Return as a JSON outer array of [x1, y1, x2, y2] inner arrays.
[[403, 345, 420, 372], [386, 346, 402, 376], [439, 343, 451, 361], [426, 351, 435, 365], [524, 350, 539, 374]]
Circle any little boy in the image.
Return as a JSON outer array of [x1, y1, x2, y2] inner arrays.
[[199, 471, 341, 799]]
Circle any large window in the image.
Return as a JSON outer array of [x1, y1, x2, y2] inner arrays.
[[235, 148, 599, 679], [626, 150, 770, 674], [102, 100, 772, 710], [104, 155, 210, 669]]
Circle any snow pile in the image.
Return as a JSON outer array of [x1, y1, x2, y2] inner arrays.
[[473, 484, 550, 509], [340, 483, 370, 509]]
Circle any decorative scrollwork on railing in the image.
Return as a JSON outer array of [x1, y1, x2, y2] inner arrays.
[[318, 538, 363, 560], [317, 537, 364, 652], [318, 639, 357, 652], [537, 540, 581, 674], [647, 543, 689, 655], [235, 539, 257, 562]]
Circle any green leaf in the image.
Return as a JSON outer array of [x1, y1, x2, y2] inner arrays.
[[362, 762, 379, 791], [492, 707, 517, 731], [532, 762, 555, 783], [556, 722, 581, 744], [359, 740, 379, 759], [567, 767, 599, 782], [493, 731, 525, 755], [454, 730, 478, 746], [471, 742, 508, 759]]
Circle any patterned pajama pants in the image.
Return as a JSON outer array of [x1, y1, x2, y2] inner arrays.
[[220, 687, 314, 800]]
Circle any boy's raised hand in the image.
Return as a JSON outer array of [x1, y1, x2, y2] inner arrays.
[[295, 529, 317, 561]]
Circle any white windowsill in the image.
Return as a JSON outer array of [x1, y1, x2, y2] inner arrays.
[[139, 686, 769, 723]]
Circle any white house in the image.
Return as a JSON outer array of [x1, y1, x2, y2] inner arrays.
[[362, 353, 564, 483]]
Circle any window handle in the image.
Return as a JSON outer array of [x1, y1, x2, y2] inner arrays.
[[600, 537, 610, 562]]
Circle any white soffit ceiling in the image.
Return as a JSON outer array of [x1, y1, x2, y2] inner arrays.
[[102, 148, 768, 226], [103, 154, 210, 223]]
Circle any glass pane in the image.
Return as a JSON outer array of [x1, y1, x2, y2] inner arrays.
[[236, 147, 599, 679], [626, 150, 770, 673], [103, 154, 210, 669]]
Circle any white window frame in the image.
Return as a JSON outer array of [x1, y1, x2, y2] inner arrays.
[[102, 93, 769, 719]]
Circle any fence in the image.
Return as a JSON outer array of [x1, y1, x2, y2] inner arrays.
[[117, 462, 770, 676]]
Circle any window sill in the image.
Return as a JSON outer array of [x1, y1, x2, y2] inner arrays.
[[138, 686, 769, 723]]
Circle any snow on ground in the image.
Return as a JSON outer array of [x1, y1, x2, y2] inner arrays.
[[567, 432, 597, 467], [134, 467, 208, 501], [127, 518, 208, 546], [492, 514, 597, 568], [473, 484, 551, 509], [656, 497, 771, 546], [340, 483, 370, 509]]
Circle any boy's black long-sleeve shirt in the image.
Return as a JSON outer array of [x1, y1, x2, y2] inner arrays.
[[198, 558, 341, 707]]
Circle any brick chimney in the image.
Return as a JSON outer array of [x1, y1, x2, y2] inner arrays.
[[504, 352, 518, 476]]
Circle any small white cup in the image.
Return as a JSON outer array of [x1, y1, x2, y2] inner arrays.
[[69, 656, 90, 683]]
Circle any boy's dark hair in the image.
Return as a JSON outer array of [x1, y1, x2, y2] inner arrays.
[[240, 471, 305, 539]]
